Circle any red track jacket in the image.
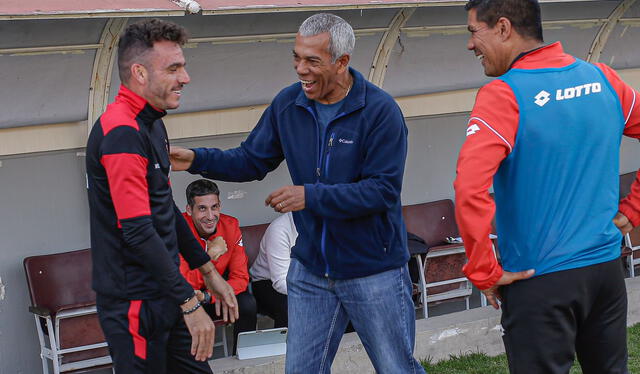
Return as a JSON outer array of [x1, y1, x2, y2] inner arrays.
[[179, 212, 249, 302]]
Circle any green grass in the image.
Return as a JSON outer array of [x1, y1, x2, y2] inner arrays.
[[420, 323, 640, 373]]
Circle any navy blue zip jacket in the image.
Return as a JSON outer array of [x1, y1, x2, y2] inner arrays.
[[189, 68, 409, 279]]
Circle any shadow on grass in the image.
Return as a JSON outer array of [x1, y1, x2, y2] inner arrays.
[[420, 324, 640, 374]]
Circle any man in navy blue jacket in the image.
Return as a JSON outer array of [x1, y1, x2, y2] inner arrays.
[[171, 13, 424, 373]]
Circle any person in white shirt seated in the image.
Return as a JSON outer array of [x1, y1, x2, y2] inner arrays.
[[250, 212, 297, 328]]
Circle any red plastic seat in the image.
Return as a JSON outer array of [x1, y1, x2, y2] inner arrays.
[[403, 199, 473, 318]]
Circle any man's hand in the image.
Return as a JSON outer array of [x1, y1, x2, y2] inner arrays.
[[266, 185, 305, 213], [199, 262, 239, 322], [170, 146, 195, 171], [181, 298, 215, 361], [614, 212, 633, 235], [207, 236, 227, 261], [482, 269, 535, 309]]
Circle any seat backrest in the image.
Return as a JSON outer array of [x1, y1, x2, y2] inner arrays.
[[402, 199, 459, 247], [425, 247, 466, 280], [23, 248, 96, 314], [240, 223, 270, 269], [424, 246, 468, 295], [620, 171, 637, 201]]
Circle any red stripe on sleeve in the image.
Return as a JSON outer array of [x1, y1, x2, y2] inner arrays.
[[101, 153, 151, 221], [127, 300, 147, 360]]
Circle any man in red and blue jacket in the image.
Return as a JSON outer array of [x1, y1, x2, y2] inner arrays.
[[455, 1, 640, 373]]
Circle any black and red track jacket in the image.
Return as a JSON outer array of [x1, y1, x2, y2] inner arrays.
[[86, 85, 210, 305]]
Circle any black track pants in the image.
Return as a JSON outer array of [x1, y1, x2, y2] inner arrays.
[[97, 294, 213, 374], [500, 258, 628, 374]]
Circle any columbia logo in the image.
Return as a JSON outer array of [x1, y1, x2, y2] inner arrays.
[[338, 138, 354, 144], [534, 90, 550, 107]]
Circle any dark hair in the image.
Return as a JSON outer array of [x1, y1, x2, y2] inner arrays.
[[117, 18, 189, 83], [465, 0, 543, 42], [186, 179, 220, 207]]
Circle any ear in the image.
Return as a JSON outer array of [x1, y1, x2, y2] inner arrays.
[[131, 63, 147, 84], [496, 17, 513, 41], [335, 54, 350, 73], [186, 204, 192, 216]]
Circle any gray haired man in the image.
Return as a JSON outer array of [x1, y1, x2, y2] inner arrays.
[[171, 13, 424, 373]]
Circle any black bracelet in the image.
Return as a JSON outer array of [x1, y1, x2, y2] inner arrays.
[[182, 301, 202, 315]]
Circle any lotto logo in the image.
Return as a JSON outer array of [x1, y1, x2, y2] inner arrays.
[[534, 90, 551, 107], [534, 82, 602, 108], [466, 124, 480, 136]]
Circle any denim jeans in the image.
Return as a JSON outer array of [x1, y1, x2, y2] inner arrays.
[[285, 258, 425, 374]]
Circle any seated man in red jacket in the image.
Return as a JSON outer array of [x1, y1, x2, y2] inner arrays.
[[179, 179, 257, 355]]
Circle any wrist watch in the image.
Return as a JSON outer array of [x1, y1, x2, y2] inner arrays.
[[202, 291, 212, 304]]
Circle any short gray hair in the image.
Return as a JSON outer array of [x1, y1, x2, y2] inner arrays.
[[298, 13, 355, 62]]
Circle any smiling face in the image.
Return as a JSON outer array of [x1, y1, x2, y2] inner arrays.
[[139, 40, 190, 110], [466, 8, 511, 77], [186, 194, 221, 238], [293, 32, 349, 104]]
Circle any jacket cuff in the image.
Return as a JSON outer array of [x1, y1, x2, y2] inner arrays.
[[304, 184, 318, 212], [619, 201, 640, 228], [187, 148, 206, 175], [174, 281, 196, 306], [464, 264, 504, 290]]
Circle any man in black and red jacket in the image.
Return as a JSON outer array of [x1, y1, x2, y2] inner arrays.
[[86, 19, 238, 373]]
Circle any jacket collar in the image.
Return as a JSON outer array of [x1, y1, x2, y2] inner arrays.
[[116, 84, 167, 124], [509, 44, 546, 70], [295, 67, 366, 115], [510, 42, 570, 70]]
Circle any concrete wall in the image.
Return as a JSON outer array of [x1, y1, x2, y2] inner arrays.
[[1, 114, 640, 373]]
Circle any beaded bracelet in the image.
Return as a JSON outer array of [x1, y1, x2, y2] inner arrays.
[[182, 301, 202, 315]]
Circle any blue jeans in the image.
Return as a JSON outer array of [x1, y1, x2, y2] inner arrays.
[[285, 258, 425, 374]]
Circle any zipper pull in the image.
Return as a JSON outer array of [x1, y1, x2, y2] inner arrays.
[[316, 167, 321, 176], [328, 135, 334, 147]]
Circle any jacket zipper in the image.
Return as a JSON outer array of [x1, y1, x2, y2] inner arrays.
[[308, 105, 346, 278], [321, 132, 336, 277], [305, 107, 332, 277]]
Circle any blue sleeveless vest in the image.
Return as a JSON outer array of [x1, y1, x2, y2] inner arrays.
[[494, 59, 625, 276]]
